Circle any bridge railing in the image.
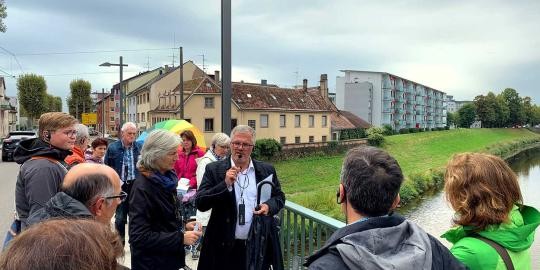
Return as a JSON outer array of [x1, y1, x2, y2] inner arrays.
[[278, 201, 345, 269]]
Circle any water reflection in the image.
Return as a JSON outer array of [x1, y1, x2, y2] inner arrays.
[[398, 148, 540, 257]]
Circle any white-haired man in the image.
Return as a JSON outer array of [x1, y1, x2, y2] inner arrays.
[[104, 122, 141, 245]]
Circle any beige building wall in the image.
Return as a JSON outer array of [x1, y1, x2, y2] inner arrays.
[[135, 89, 151, 130], [183, 94, 222, 145]]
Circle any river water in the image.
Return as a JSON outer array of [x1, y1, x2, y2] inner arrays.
[[398, 148, 540, 267]]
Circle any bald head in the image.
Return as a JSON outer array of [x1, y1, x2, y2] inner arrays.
[[63, 163, 120, 189]]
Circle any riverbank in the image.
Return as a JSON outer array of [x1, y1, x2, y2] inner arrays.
[[274, 128, 540, 220]]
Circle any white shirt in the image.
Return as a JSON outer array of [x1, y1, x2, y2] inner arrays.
[[230, 158, 257, 240]]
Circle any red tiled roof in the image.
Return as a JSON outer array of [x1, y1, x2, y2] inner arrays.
[[330, 111, 371, 130], [232, 83, 334, 112], [340, 111, 371, 128]]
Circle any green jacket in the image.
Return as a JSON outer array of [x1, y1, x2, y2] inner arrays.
[[441, 205, 540, 270]]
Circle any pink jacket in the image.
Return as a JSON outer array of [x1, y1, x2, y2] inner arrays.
[[174, 146, 205, 189]]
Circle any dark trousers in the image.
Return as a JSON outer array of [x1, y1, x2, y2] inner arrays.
[[230, 239, 248, 270], [115, 181, 132, 245]]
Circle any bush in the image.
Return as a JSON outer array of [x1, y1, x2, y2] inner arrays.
[[366, 127, 385, 146], [444, 126, 450, 130], [339, 128, 366, 140], [382, 124, 394, 136], [418, 128, 424, 132], [399, 128, 409, 134], [409, 128, 418, 133], [252, 138, 282, 160]]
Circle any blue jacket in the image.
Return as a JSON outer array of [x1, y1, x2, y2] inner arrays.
[[104, 139, 141, 181]]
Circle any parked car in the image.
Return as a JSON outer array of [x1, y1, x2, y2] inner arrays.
[[1, 131, 37, 162]]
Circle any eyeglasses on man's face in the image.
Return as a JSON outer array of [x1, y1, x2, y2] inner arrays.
[[104, 191, 128, 202], [231, 141, 254, 149], [56, 129, 77, 137]]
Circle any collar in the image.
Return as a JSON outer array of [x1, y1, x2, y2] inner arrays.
[[230, 157, 254, 174]]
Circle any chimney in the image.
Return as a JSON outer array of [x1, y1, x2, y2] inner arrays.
[[320, 74, 328, 98], [214, 70, 220, 82], [261, 79, 267, 86], [164, 65, 169, 72], [303, 79, 308, 91]]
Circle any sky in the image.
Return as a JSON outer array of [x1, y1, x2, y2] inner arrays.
[[1, 0, 540, 111]]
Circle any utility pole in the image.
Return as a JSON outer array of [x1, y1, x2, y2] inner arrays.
[[102, 88, 105, 137], [221, 0, 232, 135], [179, 46, 184, 119]]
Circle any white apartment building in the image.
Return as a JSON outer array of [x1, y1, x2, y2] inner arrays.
[[336, 70, 446, 130]]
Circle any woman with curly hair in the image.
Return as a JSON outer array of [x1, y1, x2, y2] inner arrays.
[[441, 153, 540, 270]]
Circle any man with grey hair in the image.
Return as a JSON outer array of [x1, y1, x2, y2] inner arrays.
[[26, 163, 123, 227], [305, 146, 466, 270], [65, 123, 90, 168], [196, 125, 285, 270], [104, 121, 141, 245]]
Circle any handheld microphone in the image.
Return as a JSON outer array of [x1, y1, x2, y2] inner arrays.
[[238, 154, 243, 159]]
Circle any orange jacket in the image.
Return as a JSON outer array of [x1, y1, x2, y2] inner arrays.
[[65, 146, 86, 168]]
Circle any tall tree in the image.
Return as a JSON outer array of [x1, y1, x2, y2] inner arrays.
[[522, 96, 534, 126], [457, 103, 476, 128], [67, 79, 92, 121], [17, 74, 47, 124], [54, 96, 63, 112], [446, 112, 456, 127], [474, 92, 507, 128], [0, 0, 7, 33], [499, 88, 524, 127]]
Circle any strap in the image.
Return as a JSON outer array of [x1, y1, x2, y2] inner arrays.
[[472, 235, 514, 270], [30, 156, 69, 173]]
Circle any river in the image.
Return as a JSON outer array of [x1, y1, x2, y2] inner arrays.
[[399, 148, 540, 267]]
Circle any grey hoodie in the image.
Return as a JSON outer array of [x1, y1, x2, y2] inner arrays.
[[305, 214, 466, 270]]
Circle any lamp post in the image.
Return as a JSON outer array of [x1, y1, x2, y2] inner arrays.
[[100, 56, 128, 130]]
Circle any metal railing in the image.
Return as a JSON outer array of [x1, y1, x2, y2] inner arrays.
[[279, 201, 345, 269]]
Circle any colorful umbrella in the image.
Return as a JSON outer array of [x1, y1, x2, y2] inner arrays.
[[136, 119, 207, 151]]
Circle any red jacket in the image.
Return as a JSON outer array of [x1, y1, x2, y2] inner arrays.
[[174, 146, 205, 189], [65, 146, 85, 168]]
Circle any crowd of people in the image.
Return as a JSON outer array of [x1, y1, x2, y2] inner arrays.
[[0, 111, 538, 270]]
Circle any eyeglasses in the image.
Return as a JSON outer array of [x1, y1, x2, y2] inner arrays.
[[104, 191, 128, 202], [231, 142, 254, 149], [60, 130, 77, 137]]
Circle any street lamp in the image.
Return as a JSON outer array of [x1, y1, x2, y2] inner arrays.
[[100, 56, 128, 130]]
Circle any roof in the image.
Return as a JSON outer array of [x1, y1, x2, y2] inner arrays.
[[330, 111, 371, 130], [232, 83, 334, 112], [339, 70, 445, 94], [340, 111, 371, 128], [151, 76, 220, 113], [111, 69, 159, 91]]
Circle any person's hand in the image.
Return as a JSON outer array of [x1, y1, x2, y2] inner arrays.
[[254, 203, 269, 216], [185, 221, 202, 232], [225, 166, 241, 187], [183, 230, 202, 245]]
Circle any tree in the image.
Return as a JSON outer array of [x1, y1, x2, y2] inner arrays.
[[457, 103, 476, 128], [446, 112, 456, 127], [499, 88, 524, 127], [43, 94, 62, 112], [17, 74, 48, 124], [0, 0, 7, 33], [474, 92, 507, 128], [67, 79, 92, 121]]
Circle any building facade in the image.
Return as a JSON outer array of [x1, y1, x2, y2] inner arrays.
[[336, 70, 447, 130]]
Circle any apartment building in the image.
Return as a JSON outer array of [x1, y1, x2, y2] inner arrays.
[[95, 93, 116, 135], [336, 70, 446, 130]]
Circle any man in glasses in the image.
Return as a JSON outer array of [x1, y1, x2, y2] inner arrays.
[[14, 112, 78, 230], [26, 163, 123, 227], [196, 125, 285, 270]]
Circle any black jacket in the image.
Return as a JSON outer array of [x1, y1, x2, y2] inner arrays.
[[305, 214, 467, 270], [128, 171, 184, 270], [26, 192, 93, 227], [14, 138, 71, 229], [195, 158, 285, 270]]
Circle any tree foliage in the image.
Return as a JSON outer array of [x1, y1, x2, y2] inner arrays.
[[0, 0, 7, 33], [44, 94, 62, 112], [500, 88, 525, 126], [67, 79, 92, 121], [457, 103, 476, 128], [17, 74, 48, 123], [446, 112, 456, 127]]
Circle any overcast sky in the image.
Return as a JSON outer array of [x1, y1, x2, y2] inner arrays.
[[1, 0, 539, 110]]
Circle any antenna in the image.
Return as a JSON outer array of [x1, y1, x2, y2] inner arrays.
[[294, 69, 299, 89], [170, 51, 176, 68], [198, 54, 206, 73], [145, 56, 151, 71]]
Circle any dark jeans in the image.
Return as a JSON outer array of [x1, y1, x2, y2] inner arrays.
[[115, 181, 132, 245]]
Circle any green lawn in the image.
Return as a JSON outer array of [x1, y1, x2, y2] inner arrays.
[[273, 128, 540, 220]]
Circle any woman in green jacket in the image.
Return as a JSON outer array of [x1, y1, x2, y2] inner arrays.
[[441, 153, 540, 270]]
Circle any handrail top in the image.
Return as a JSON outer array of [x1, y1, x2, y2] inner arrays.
[[284, 201, 346, 229]]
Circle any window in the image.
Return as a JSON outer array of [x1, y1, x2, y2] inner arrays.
[[295, 136, 301, 143], [280, 115, 286, 128], [322, 135, 327, 142], [204, 97, 214, 108], [322, 115, 327, 127], [231, 119, 238, 128], [141, 113, 145, 122], [309, 115, 314, 127], [295, 115, 301, 128], [136, 113, 139, 122], [146, 93, 149, 103], [332, 132, 338, 141], [248, 120, 256, 130], [204, 118, 214, 132], [110, 117, 114, 122], [309, 136, 314, 143], [280, 137, 286, 144], [260, 114, 269, 128], [110, 107, 115, 112]]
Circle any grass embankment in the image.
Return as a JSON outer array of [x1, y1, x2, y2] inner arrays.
[[274, 128, 540, 220]]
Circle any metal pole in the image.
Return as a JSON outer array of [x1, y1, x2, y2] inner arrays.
[[119, 56, 124, 129], [179, 47, 184, 119], [102, 88, 105, 137], [221, 0, 232, 135]]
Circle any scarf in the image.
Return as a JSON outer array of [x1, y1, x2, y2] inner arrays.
[[146, 170, 178, 191]]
